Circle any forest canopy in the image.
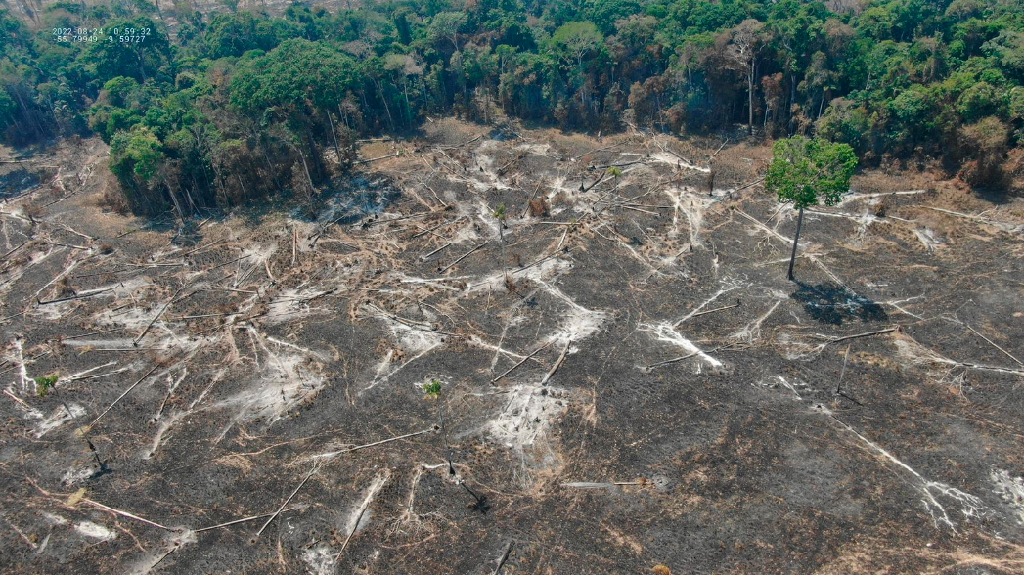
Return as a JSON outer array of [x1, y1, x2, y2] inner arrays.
[[2, 0, 1023, 215]]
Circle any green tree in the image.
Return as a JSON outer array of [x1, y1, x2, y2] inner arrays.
[[202, 12, 282, 58], [0, 90, 16, 134], [109, 124, 174, 214], [765, 136, 857, 281], [102, 76, 141, 108], [230, 39, 357, 115], [551, 22, 603, 107], [1009, 86, 1024, 143], [428, 12, 467, 52], [81, 18, 171, 84], [984, 30, 1024, 80], [551, 21, 603, 70], [110, 123, 162, 180], [230, 38, 360, 186], [816, 98, 869, 153], [956, 81, 1001, 122]]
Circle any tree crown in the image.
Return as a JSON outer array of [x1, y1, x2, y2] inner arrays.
[[766, 136, 857, 209]]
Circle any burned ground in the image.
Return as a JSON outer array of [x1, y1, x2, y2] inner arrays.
[[2, 120, 1024, 574]]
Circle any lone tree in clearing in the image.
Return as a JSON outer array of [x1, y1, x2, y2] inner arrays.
[[423, 378, 455, 476], [766, 136, 857, 281]]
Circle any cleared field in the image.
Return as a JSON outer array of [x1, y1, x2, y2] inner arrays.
[[2, 120, 1024, 573]]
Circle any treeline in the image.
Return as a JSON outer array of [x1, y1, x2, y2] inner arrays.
[[2, 0, 1023, 215]]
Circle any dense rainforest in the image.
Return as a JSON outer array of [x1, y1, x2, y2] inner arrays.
[[2, 0, 1023, 215]]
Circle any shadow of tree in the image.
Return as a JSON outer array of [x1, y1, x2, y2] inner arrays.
[[790, 282, 888, 325]]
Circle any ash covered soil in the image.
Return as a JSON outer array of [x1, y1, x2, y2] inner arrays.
[[2, 121, 1024, 574]]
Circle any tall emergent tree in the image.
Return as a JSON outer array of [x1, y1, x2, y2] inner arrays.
[[724, 19, 767, 136], [551, 22, 602, 105], [766, 136, 857, 281]]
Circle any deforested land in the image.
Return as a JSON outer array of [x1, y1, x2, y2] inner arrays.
[[3, 1, 1024, 574]]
